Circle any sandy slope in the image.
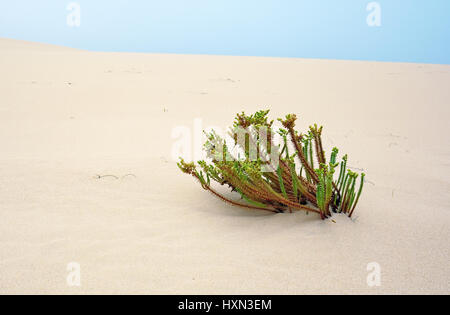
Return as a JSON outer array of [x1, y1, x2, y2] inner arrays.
[[0, 37, 449, 294]]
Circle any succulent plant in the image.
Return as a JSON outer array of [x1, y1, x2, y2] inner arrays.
[[178, 110, 365, 220]]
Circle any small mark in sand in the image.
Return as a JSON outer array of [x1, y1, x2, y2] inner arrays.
[[388, 142, 398, 147], [94, 174, 119, 180], [122, 174, 137, 179], [94, 174, 137, 180], [211, 77, 240, 83]]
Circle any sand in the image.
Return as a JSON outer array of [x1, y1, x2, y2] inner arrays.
[[0, 38, 449, 294]]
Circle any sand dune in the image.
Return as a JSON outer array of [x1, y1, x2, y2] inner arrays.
[[0, 37, 449, 294]]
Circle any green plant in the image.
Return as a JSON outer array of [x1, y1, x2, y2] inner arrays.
[[178, 110, 365, 220]]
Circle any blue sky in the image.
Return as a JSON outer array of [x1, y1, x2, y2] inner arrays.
[[0, 0, 449, 64]]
